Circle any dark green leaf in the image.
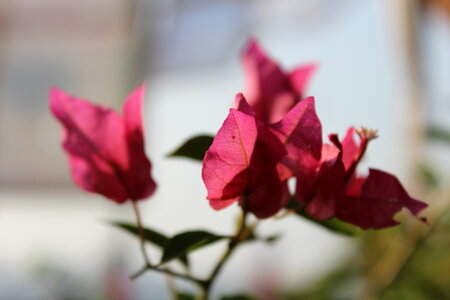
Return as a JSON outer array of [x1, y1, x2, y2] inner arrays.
[[111, 221, 168, 247], [109, 222, 189, 267], [161, 230, 229, 264], [167, 134, 214, 161], [237, 231, 282, 247], [177, 292, 195, 300]]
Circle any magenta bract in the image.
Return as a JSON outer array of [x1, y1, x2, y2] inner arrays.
[[338, 169, 428, 229], [202, 104, 257, 204], [49, 85, 156, 203], [293, 129, 428, 229], [241, 38, 316, 124], [270, 96, 322, 181], [202, 94, 288, 218]]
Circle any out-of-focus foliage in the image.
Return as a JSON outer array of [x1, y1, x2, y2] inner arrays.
[[282, 212, 449, 299], [427, 126, 450, 144], [281, 164, 450, 300]]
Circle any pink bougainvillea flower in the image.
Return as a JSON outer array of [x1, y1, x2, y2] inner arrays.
[[241, 38, 317, 124], [50, 84, 156, 204], [291, 127, 427, 229], [204, 89, 427, 227], [202, 94, 289, 218]]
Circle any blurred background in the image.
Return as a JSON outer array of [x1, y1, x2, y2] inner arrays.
[[0, 0, 449, 299]]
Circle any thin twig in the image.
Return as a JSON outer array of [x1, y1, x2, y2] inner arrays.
[[131, 200, 151, 266], [199, 210, 249, 300], [129, 205, 254, 300], [130, 264, 150, 280]]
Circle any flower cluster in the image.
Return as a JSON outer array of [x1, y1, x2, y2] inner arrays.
[[50, 39, 426, 231], [49, 37, 429, 299], [202, 39, 427, 229]]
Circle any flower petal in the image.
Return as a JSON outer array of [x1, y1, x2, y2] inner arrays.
[[303, 143, 346, 219], [337, 169, 428, 229], [289, 63, 317, 96], [50, 87, 129, 203], [209, 198, 239, 210], [245, 124, 288, 218], [341, 127, 360, 171], [241, 38, 317, 124], [202, 108, 257, 203], [270, 97, 322, 162], [235, 93, 255, 116], [122, 84, 157, 200], [294, 134, 345, 219], [242, 38, 292, 123]]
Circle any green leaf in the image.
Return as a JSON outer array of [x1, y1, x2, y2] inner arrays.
[[284, 198, 361, 236], [111, 221, 168, 247], [161, 230, 229, 264], [167, 134, 214, 161], [177, 292, 195, 300], [297, 211, 362, 236], [427, 126, 450, 144], [109, 222, 189, 267], [264, 233, 282, 244], [244, 231, 282, 245]]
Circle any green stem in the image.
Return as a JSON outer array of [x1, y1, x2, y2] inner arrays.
[[199, 210, 249, 300], [129, 207, 252, 300], [131, 200, 151, 266]]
